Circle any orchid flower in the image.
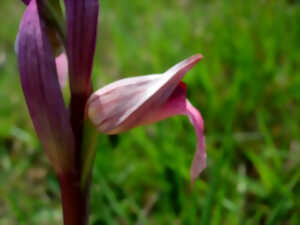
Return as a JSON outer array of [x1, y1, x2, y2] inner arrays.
[[16, 0, 206, 224], [88, 54, 206, 183]]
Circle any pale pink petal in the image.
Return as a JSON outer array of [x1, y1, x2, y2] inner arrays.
[[88, 75, 160, 133], [88, 54, 203, 134], [55, 53, 68, 88], [137, 83, 187, 125], [124, 54, 203, 130]]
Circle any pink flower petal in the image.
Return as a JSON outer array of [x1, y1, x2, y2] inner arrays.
[[185, 100, 206, 183], [88, 54, 203, 134], [88, 55, 206, 181], [55, 53, 68, 88]]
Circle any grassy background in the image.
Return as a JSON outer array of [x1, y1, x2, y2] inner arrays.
[[1, 0, 300, 224]]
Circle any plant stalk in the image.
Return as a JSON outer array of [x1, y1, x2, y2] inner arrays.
[[59, 173, 91, 225]]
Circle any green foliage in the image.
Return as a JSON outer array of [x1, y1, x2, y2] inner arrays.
[[0, 0, 299, 224]]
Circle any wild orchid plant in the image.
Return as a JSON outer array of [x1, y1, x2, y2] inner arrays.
[[16, 0, 206, 224]]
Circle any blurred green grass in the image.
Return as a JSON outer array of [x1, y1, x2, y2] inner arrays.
[[0, 0, 300, 224]]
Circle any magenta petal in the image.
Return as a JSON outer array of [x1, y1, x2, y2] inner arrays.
[[64, 0, 99, 94], [56, 53, 68, 88], [17, 0, 75, 174], [16, 32, 67, 88], [185, 101, 206, 183]]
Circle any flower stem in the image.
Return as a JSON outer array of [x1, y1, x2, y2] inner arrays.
[[59, 173, 91, 225]]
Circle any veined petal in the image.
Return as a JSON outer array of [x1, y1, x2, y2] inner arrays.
[[88, 54, 203, 134], [15, 30, 63, 56], [88, 74, 160, 133], [64, 0, 99, 94], [16, 0, 66, 87], [17, 0, 75, 174], [16, 34, 68, 88]]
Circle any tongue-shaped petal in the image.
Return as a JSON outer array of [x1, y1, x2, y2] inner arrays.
[[185, 100, 206, 183], [17, 0, 75, 174], [138, 84, 206, 182]]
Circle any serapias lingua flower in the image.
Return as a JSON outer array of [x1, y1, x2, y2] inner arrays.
[[88, 54, 206, 183], [17, 0, 206, 223]]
